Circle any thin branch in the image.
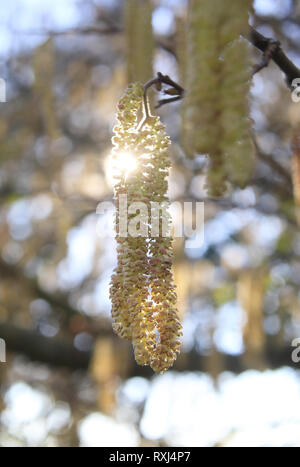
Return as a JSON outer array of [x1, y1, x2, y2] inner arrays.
[[0, 321, 91, 370], [0, 259, 90, 323], [247, 26, 300, 87], [137, 73, 185, 129], [252, 137, 292, 184], [15, 20, 300, 90], [257, 150, 291, 185], [252, 38, 280, 75], [13, 27, 177, 58], [12, 25, 120, 37], [0, 320, 297, 377], [143, 72, 185, 115]]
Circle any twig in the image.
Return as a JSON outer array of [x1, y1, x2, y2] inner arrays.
[[12, 25, 120, 37], [257, 150, 291, 185], [146, 72, 184, 110], [15, 22, 300, 90], [137, 72, 185, 129], [247, 26, 300, 87], [0, 320, 297, 375], [252, 38, 280, 75], [252, 137, 291, 184]]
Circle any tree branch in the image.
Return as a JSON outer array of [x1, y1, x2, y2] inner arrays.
[[0, 321, 91, 370], [248, 26, 300, 87], [252, 38, 280, 75], [0, 259, 86, 322], [142, 72, 185, 115], [0, 321, 297, 378]]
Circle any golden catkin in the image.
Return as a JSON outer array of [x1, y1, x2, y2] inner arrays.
[[183, 0, 254, 196], [238, 269, 265, 361], [125, 0, 154, 84], [33, 39, 59, 139], [110, 83, 146, 341], [139, 115, 182, 373], [110, 84, 182, 373], [291, 129, 300, 225], [221, 0, 255, 187], [185, 0, 222, 156]]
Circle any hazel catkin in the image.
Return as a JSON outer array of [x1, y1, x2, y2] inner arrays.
[[109, 84, 182, 373]]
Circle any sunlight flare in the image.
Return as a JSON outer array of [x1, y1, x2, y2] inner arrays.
[[105, 151, 137, 187]]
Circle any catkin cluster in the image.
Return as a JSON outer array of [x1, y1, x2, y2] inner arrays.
[[182, 0, 254, 196], [110, 83, 182, 373]]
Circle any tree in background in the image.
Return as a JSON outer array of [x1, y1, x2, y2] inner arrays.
[[0, 0, 300, 447]]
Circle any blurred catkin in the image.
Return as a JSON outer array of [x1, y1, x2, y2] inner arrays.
[[33, 39, 59, 139], [291, 128, 300, 225], [110, 84, 182, 373], [182, 0, 254, 196], [125, 0, 154, 84], [238, 268, 266, 368]]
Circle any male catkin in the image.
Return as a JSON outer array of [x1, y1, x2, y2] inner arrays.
[[110, 84, 182, 373], [182, 0, 254, 196]]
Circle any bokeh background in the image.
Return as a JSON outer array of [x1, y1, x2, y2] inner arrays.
[[1, 0, 300, 447]]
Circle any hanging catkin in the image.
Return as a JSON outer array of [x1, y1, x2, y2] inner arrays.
[[140, 114, 182, 373], [184, 0, 222, 157], [221, 1, 255, 187], [183, 0, 254, 196], [33, 39, 59, 139], [238, 268, 265, 358], [291, 128, 300, 225], [110, 83, 146, 342], [124, 0, 154, 84], [110, 83, 182, 373]]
